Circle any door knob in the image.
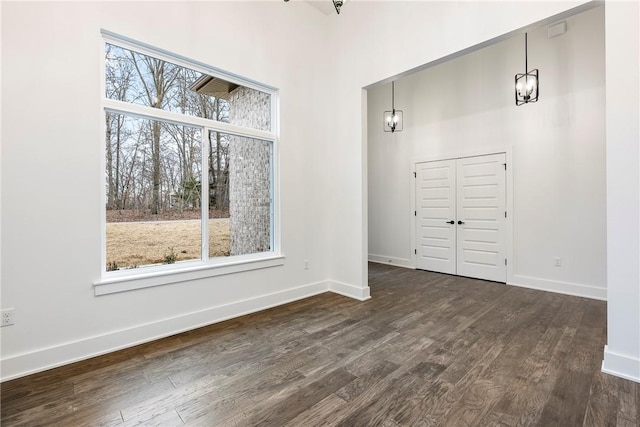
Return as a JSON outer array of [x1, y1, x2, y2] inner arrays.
[[446, 220, 455, 224], [458, 220, 465, 225]]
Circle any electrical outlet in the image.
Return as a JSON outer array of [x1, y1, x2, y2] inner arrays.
[[1, 308, 15, 327], [304, 260, 309, 270], [554, 257, 561, 267]]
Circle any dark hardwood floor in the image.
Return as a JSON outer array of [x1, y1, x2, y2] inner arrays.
[[2, 263, 638, 426]]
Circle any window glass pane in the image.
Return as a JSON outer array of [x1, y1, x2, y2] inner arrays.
[[105, 43, 271, 131], [208, 131, 272, 258], [105, 113, 202, 271]]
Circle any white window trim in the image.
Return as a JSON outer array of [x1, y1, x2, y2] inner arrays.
[[94, 254, 285, 296], [97, 31, 282, 296]]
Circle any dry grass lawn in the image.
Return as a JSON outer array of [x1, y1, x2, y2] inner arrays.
[[106, 219, 230, 269]]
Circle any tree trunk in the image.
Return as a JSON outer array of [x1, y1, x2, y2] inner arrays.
[[151, 120, 161, 215], [106, 113, 114, 209], [114, 115, 122, 209]]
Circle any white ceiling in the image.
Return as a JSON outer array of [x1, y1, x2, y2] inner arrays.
[[305, 0, 341, 16]]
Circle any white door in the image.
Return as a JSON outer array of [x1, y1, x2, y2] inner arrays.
[[456, 154, 507, 282], [415, 159, 457, 274], [415, 153, 507, 283]]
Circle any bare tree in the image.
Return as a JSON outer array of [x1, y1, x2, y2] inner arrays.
[[129, 52, 180, 214], [105, 44, 134, 210], [105, 44, 232, 217]]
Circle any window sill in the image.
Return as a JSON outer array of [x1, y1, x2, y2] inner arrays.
[[94, 253, 285, 296]]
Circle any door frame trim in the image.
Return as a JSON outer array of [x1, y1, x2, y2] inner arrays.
[[412, 146, 513, 284]]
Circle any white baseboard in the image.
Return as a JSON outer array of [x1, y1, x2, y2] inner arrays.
[[328, 280, 371, 301], [368, 254, 414, 269], [602, 345, 640, 383], [1, 281, 330, 382], [509, 274, 606, 301]]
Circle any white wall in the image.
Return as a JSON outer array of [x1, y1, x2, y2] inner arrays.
[[368, 6, 606, 299], [0, 1, 335, 380], [326, 0, 597, 290], [602, 0, 640, 383]]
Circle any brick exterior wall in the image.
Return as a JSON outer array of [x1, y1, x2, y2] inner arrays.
[[228, 87, 272, 256]]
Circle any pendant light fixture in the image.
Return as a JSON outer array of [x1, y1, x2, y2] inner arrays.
[[515, 33, 539, 106], [384, 81, 403, 133], [333, 0, 343, 14]]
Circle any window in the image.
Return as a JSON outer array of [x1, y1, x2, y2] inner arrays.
[[99, 32, 280, 291]]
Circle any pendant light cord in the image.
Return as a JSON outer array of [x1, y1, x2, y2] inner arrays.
[[525, 33, 528, 74], [391, 81, 395, 111]]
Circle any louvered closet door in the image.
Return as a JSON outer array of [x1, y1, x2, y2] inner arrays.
[[415, 159, 457, 275], [456, 153, 506, 282]]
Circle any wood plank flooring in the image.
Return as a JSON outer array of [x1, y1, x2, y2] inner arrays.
[[2, 263, 638, 426]]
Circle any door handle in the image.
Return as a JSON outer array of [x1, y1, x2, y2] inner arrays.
[[458, 220, 465, 225], [446, 220, 455, 224]]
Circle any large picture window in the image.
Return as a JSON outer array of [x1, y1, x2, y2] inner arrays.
[[101, 33, 278, 283]]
